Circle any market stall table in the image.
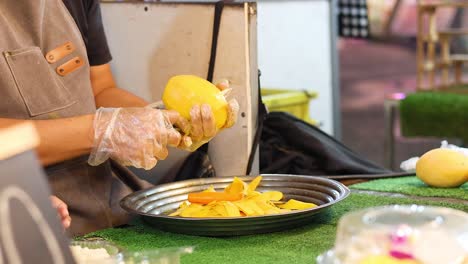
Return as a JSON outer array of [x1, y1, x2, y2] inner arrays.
[[85, 176, 467, 264]]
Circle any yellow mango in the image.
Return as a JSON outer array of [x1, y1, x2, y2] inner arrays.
[[234, 201, 256, 216], [203, 185, 216, 192], [246, 200, 265, 215], [258, 191, 283, 201], [190, 203, 217, 218], [224, 202, 241, 217], [170, 177, 321, 218], [179, 203, 204, 217], [224, 177, 245, 194], [168, 201, 190, 216], [213, 204, 228, 217], [278, 199, 317, 210], [246, 191, 261, 199], [416, 148, 468, 188], [190, 210, 211, 218], [255, 200, 281, 214], [162, 75, 228, 129], [246, 176, 262, 194]]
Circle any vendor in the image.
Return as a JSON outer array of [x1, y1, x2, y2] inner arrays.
[[0, 0, 238, 236]]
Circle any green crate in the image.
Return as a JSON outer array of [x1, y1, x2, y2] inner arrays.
[[261, 88, 318, 125]]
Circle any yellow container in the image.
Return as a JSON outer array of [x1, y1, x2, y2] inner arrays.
[[261, 89, 318, 125]]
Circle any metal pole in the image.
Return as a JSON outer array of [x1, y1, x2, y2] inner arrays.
[[330, 0, 342, 140]]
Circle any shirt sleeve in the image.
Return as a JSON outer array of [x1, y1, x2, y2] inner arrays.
[[85, 0, 112, 66]]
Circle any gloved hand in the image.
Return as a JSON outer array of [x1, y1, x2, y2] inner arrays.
[[88, 107, 186, 170], [182, 80, 240, 151]]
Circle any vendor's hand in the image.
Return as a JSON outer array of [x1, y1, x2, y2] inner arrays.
[[214, 79, 239, 129], [50, 196, 71, 229], [88, 107, 184, 170], [181, 79, 240, 151]]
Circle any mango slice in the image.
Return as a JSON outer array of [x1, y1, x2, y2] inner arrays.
[[179, 203, 204, 217], [224, 177, 245, 194], [213, 204, 228, 217], [203, 185, 216, 193], [168, 201, 190, 216], [255, 200, 281, 214], [277, 199, 317, 210], [224, 202, 241, 217], [234, 200, 256, 216], [258, 191, 283, 201], [246, 176, 262, 195]]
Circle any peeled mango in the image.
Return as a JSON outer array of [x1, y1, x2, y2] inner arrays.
[[162, 75, 228, 129], [416, 148, 468, 188]]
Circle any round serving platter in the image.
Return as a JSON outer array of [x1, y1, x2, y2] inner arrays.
[[120, 174, 350, 236]]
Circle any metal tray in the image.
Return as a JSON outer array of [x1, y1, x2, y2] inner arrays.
[[120, 174, 350, 236]]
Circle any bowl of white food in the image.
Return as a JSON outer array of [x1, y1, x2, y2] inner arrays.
[[70, 239, 122, 264]]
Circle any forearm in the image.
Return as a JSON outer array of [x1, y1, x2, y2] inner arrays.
[[0, 115, 94, 166], [90, 64, 149, 108], [95, 87, 148, 108]]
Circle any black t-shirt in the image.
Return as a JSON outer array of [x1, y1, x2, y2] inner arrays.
[[62, 0, 112, 66]]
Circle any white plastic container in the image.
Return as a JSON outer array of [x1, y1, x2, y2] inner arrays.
[[317, 205, 468, 264]]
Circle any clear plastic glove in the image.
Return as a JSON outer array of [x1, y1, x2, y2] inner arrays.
[[88, 107, 185, 170], [182, 80, 240, 151]]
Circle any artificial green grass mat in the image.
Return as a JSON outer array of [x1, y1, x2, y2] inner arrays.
[[351, 176, 468, 200], [400, 91, 468, 141], [86, 193, 467, 264]]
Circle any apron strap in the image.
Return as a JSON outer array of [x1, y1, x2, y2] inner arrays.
[[199, 0, 225, 154], [206, 0, 224, 83], [246, 70, 268, 174]]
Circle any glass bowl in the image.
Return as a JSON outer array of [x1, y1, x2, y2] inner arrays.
[[317, 205, 468, 264]]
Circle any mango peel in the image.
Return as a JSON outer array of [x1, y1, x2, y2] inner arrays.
[[168, 176, 317, 218], [162, 75, 228, 129]]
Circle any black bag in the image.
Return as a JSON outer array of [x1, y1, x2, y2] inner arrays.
[[259, 112, 391, 175]]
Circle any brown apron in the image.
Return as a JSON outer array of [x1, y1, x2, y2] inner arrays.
[[0, 0, 151, 236]]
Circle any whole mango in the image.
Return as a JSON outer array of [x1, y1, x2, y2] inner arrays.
[[416, 148, 468, 188], [162, 75, 228, 129]]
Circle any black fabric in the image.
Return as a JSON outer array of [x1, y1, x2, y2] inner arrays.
[[174, 151, 216, 182], [62, 0, 112, 66], [260, 112, 390, 175]]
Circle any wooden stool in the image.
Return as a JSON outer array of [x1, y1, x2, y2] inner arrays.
[[417, 1, 468, 90]]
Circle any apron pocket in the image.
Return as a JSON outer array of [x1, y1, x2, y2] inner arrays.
[[4, 47, 76, 117]]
